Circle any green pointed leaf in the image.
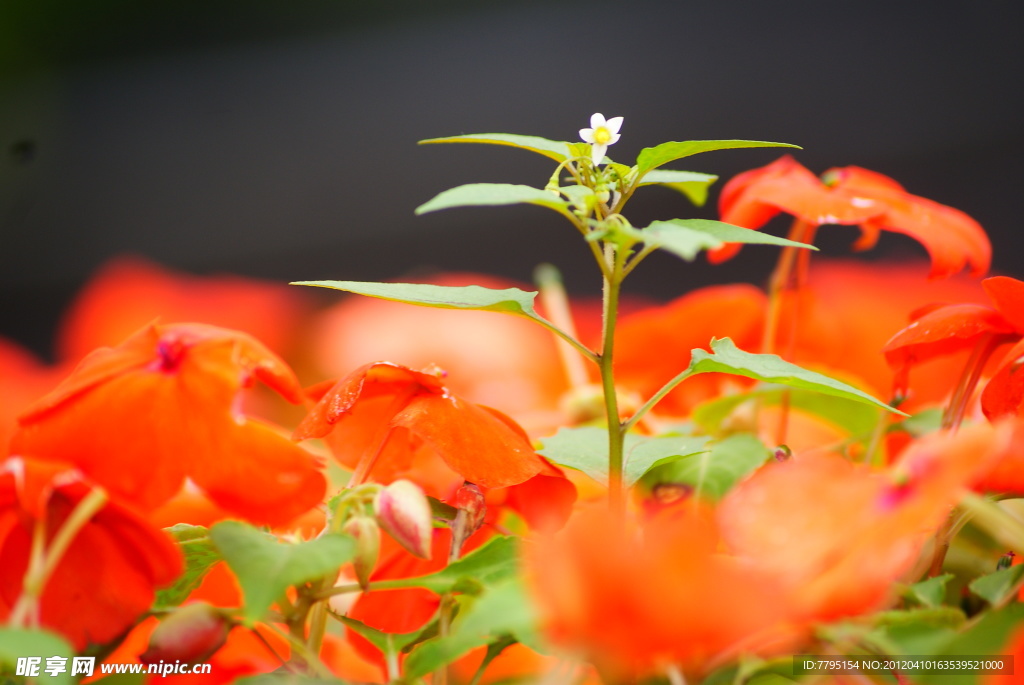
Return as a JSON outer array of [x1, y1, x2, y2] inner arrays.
[[210, 521, 355, 624], [637, 219, 816, 261], [924, 603, 1024, 685], [896, 408, 944, 438], [638, 170, 718, 206], [415, 183, 571, 216], [686, 338, 903, 415], [290, 280, 594, 363], [642, 433, 771, 500], [873, 606, 966, 630], [291, 280, 539, 315], [0, 629, 75, 685], [403, 581, 537, 679], [419, 133, 572, 162], [537, 427, 710, 487], [635, 139, 800, 175], [154, 524, 221, 610], [398, 536, 520, 594], [335, 615, 433, 655], [693, 386, 880, 437], [904, 574, 955, 608], [969, 564, 1024, 605]]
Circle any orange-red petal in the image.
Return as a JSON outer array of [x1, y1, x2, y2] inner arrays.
[[0, 472, 181, 650]]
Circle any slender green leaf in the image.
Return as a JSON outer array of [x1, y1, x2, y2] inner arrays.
[[637, 219, 816, 261], [0, 629, 75, 685], [291, 281, 538, 315], [290, 280, 596, 362], [904, 574, 955, 608], [419, 133, 572, 162], [397, 536, 519, 595], [873, 606, 966, 630], [969, 564, 1024, 605], [210, 521, 355, 624], [635, 140, 800, 175], [638, 169, 718, 206], [686, 338, 903, 414], [537, 427, 710, 487], [415, 183, 571, 215], [403, 581, 537, 679], [692, 386, 880, 437], [154, 524, 221, 610], [642, 433, 770, 500], [335, 615, 433, 655], [896, 408, 944, 438]]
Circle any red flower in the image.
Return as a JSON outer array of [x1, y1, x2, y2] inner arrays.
[[715, 155, 990, 279], [719, 423, 1004, 623], [294, 362, 551, 489], [57, 256, 311, 364], [884, 276, 1024, 417], [11, 323, 326, 526], [528, 505, 791, 680], [0, 458, 181, 650]]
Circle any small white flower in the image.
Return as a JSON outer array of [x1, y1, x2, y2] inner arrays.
[[579, 113, 623, 166]]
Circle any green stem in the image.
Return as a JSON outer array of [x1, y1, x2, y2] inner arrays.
[[622, 367, 695, 433], [524, 312, 600, 366], [601, 243, 628, 516]]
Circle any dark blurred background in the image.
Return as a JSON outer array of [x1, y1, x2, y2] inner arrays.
[[2, 0, 1022, 357]]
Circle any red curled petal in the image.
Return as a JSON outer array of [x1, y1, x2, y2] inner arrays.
[[392, 395, 545, 489], [292, 362, 444, 441], [883, 303, 1016, 371], [984, 276, 1024, 333], [981, 339, 1024, 420], [836, 171, 991, 279]]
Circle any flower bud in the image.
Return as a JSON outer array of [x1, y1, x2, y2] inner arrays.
[[343, 515, 381, 590], [140, 602, 230, 665], [374, 479, 433, 559]]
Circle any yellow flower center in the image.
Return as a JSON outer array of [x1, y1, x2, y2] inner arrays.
[[593, 126, 612, 145]]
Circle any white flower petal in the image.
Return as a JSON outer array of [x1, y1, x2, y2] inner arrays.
[[608, 133, 621, 145], [605, 116, 624, 135], [591, 143, 608, 166], [590, 112, 607, 130], [580, 128, 595, 143]]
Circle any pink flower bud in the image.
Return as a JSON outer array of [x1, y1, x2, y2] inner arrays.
[[342, 515, 380, 590], [374, 479, 433, 559], [140, 602, 229, 665]]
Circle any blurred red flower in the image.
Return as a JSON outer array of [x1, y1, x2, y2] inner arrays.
[[719, 423, 1005, 623], [11, 323, 325, 526], [57, 256, 311, 364], [714, 155, 990, 279], [528, 504, 791, 680], [0, 458, 181, 650]]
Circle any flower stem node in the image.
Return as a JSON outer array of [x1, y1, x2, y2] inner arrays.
[[579, 113, 623, 167], [451, 482, 487, 559], [140, 602, 230, 665], [374, 479, 433, 560]]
